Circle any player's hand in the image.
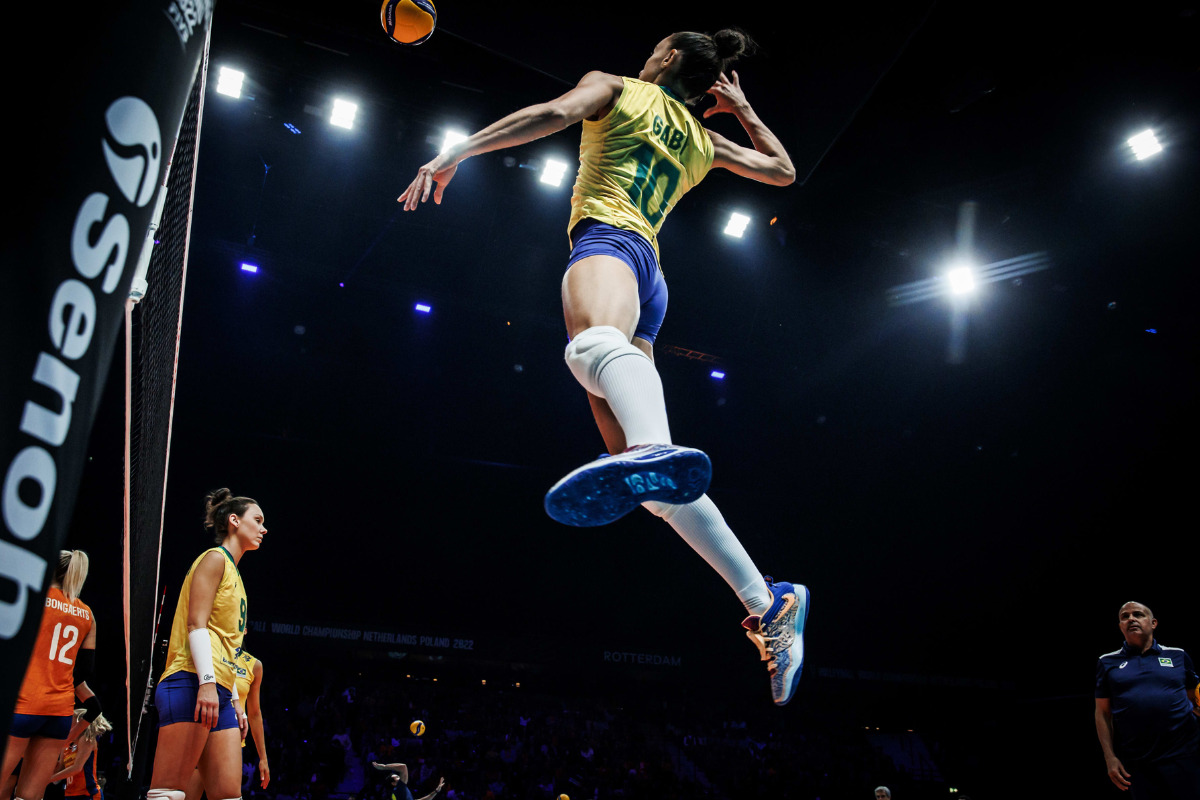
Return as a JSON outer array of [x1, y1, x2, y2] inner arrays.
[[194, 682, 219, 728], [1106, 755, 1131, 790], [259, 759, 271, 789], [703, 71, 750, 119], [399, 155, 459, 210], [434, 778, 445, 794], [239, 710, 249, 740]]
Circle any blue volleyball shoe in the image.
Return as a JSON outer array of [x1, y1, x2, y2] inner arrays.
[[544, 443, 712, 527], [742, 578, 810, 706]]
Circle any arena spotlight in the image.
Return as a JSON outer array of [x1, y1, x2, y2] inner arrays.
[[216, 67, 244, 98], [710, 370, 726, 380], [946, 265, 976, 295], [330, 98, 357, 129], [441, 130, 468, 154], [540, 158, 569, 186], [415, 303, 432, 313], [724, 212, 751, 238], [1127, 129, 1162, 160], [240, 263, 259, 273]]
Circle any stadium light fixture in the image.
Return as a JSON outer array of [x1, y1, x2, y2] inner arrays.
[[415, 303, 432, 313], [946, 265, 975, 295], [240, 263, 259, 273], [1127, 129, 1162, 160], [441, 130, 468, 154], [724, 212, 751, 238], [216, 67, 244, 99], [330, 98, 357, 129], [541, 159, 569, 186], [710, 370, 726, 380]]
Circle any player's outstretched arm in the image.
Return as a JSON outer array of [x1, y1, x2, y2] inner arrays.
[[704, 71, 795, 186], [416, 777, 445, 800], [399, 71, 623, 210]]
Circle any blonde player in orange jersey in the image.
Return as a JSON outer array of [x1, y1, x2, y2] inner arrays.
[[146, 489, 266, 800], [2, 551, 103, 800]]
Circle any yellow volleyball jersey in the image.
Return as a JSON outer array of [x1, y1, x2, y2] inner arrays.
[[568, 77, 714, 261], [160, 547, 247, 690], [233, 649, 257, 701]]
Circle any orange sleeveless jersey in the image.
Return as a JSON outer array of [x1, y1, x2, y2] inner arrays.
[[15, 587, 94, 716], [65, 749, 99, 797]]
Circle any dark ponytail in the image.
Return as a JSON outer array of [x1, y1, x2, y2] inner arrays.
[[204, 488, 257, 544], [668, 28, 757, 104]]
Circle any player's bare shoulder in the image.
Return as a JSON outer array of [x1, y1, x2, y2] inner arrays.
[[580, 71, 625, 121]]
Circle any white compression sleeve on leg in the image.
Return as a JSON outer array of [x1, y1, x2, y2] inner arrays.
[[188, 628, 216, 685], [644, 495, 772, 615], [564, 326, 671, 446]]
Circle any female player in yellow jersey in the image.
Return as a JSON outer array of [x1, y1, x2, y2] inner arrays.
[[400, 30, 810, 705], [184, 648, 270, 798], [147, 489, 266, 800], [2, 550, 102, 800]]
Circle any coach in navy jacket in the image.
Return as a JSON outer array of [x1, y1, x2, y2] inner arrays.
[[1095, 601, 1200, 798]]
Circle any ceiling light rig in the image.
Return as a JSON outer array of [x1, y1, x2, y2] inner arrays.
[[886, 251, 1052, 306], [1127, 129, 1162, 161]]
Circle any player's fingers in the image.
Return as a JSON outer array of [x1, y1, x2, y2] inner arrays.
[[731, 70, 740, 85]]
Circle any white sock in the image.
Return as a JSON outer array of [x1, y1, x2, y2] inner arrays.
[[596, 349, 671, 447], [644, 494, 771, 615], [564, 326, 671, 447]]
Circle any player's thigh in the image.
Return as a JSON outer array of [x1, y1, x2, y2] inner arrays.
[[196, 729, 244, 798], [149, 722, 211, 789], [14, 736, 67, 800], [562, 255, 641, 341], [184, 766, 205, 800], [1, 736, 29, 780]]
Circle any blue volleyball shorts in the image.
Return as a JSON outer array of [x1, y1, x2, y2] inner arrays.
[[9, 713, 72, 739], [155, 670, 237, 731], [567, 218, 668, 345]]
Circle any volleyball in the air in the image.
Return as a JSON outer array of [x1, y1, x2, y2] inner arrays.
[[381, 0, 437, 45], [410, 719, 426, 736], [557, 795, 569, 800]]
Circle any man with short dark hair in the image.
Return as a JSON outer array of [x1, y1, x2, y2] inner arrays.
[[1095, 601, 1200, 798], [874, 787, 891, 800]]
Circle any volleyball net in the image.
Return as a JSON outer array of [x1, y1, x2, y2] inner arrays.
[[122, 34, 210, 773]]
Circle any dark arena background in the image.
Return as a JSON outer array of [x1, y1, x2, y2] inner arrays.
[[4, 1, 1199, 799]]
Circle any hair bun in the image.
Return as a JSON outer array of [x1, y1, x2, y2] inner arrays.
[[713, 29, 754, 61], [204, 488, 233, 529]]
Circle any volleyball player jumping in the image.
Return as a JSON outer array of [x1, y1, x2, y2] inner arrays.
[[147, 489, 266, 800], [400, 30, 809, 705]]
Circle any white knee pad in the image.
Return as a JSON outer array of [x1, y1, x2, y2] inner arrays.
[[564, 326, 648, 397], [147, 790, 186, 800]]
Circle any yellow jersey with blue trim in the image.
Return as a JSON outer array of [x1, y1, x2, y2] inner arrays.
[[160, 546, 248, 691], [568, 77, 714, 261], [233, 649, 258, 748], [233, 648, 258, 701]]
